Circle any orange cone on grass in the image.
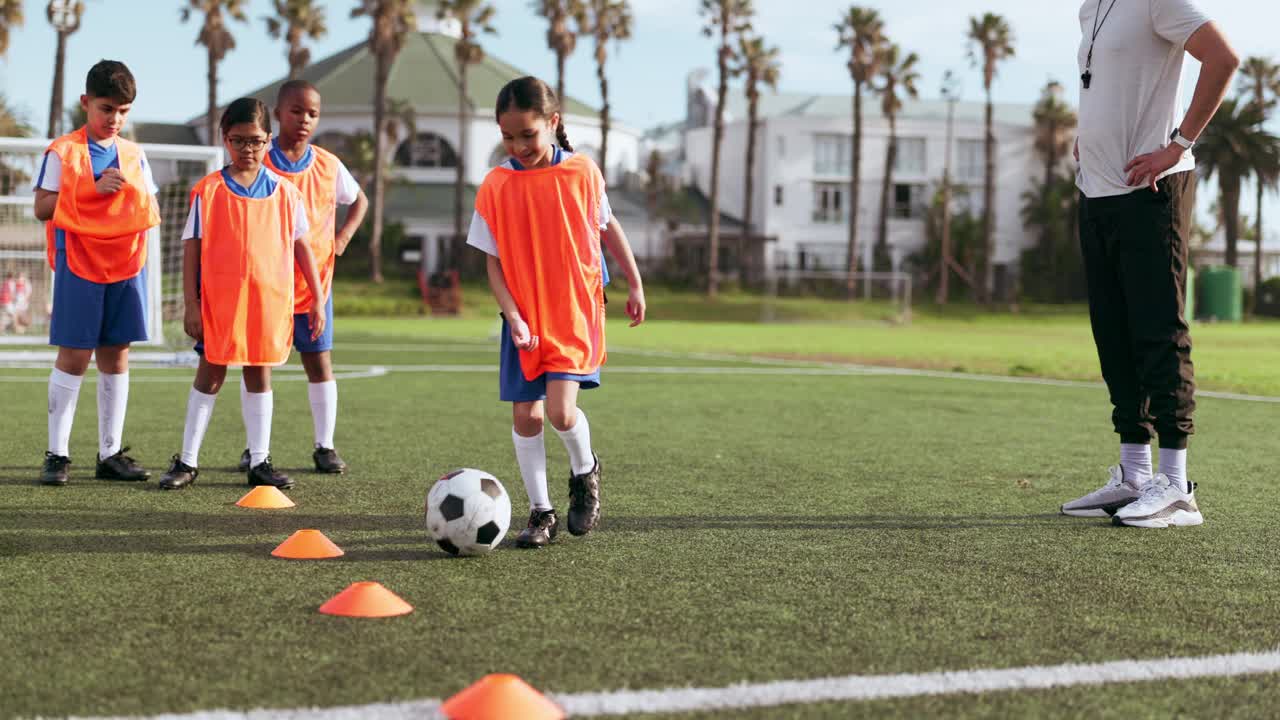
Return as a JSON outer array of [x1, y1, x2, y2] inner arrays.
[[440, 674, 565, 720], [318, 582, 413, 617], [271, 529, 344, 559], [235, 486, 295, 509]]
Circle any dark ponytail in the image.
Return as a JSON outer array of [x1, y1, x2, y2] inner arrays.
[[219, 97, 271, 136], [496, 76, 572, 152]]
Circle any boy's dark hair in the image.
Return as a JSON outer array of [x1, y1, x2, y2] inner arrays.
[[219, 98, 272, 136], [495, 76, 572, 152], [85, 60, 136, 103], [276, 79, 319, 106]]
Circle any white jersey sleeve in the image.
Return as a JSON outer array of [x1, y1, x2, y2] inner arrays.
[[292, 195, 310, 241], [138, 149, 160, 195], [334, 160, 361, 206], [182, 197, 201, 241], [466, 211, 499, 257], [35, 151, 62, 192]]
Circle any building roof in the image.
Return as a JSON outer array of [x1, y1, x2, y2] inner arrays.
[[221, 32, 598, 121], [719, 91, 1036, 128]]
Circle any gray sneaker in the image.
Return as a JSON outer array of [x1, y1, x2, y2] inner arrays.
[[1061, 465, 1144, 517]]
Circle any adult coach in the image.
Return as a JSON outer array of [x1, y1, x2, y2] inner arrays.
[[1060, 0, 1238, 528]]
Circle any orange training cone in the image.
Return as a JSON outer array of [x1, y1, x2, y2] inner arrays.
[[440, 674, 565, 720], [318, 582, 413, 618], [235, 486, 296, 509], [271, 529, 344, 559]]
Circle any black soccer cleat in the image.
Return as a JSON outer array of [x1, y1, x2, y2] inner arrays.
[[158, 455, 199, 490], [95, 447, 150, 481], [312, 447, 348, 474], [515, 508, 560, 548], [39, 452, 71, 486], [237, 448, 251, 473], [247, 456, 294, 490], [567, 455, 601, 536]]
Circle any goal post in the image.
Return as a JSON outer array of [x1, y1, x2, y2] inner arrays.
[[0, 136, 222, 347]]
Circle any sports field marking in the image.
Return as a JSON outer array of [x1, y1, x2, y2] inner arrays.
[[76, 648, 1280, 719]]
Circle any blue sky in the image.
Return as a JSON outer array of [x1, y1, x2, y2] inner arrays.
[[2, 0, 1276, 233]]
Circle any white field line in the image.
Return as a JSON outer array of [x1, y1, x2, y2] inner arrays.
[[71, 648, 1280, 720]]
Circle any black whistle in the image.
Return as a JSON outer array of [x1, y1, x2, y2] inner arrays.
[[1081, 71, 1092, 89]]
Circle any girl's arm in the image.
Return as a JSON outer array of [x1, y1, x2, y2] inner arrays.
[[34, 190, 57, 222], [294, 238, 327, 340], [486, 254, 538, 351], [601, 218, 646, 326], [182, 238, 202, 341], [335, 190, 369, 256]]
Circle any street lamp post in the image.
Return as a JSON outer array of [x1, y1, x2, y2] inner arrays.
[[46, 0, 85, 139]]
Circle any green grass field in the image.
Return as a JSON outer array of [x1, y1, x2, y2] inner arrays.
[[3, 310, 1280, 718]]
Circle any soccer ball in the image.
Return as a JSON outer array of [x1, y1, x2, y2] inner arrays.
[[425, 469, 512, 556]]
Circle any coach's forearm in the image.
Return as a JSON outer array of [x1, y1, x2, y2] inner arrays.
[[485, 255, 522, 320], [182, 238, 200, 306], [1180, 22, 1240, 141]]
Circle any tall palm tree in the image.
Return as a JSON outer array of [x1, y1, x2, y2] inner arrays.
[[873, 43, 919, 270], [574, 0, 632, 181], [1239, 56, 1280, 308], [1031, 81, 1076, 194], [834, 6, 883, 296], [263, 0, 327, 80], [437, 0, 496, 271], [533, 0, 582, 106], [181, 0, 249, 145], [46, 1, 85, 139], [0, 0, 23, 57], [352, 0, 415, 283], [735, 32, 780, 278], [698, 0, 753, 298], [1197, 98, 1280, 270], [966, 12, 1014, 300]]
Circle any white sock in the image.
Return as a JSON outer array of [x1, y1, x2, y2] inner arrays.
[[512, 427, 551, 511], [47, 368, 83, 456], [1119, 443, 1153, 485], [554, 408, 595, 476], [242, 389, 274, 467], [1158, 448, 1189, 491], [308, 380, 338, 449], [180, 388, 218, 467], [97, 371, 129, 458], [239, 379, 249, 450]]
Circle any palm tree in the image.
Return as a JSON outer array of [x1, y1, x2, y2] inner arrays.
[[181, 0, 249, 145], [575, 0, 632, 181], [1029, 80, 1076, 286], [698, 0, 753, 298], [834, 6, 883, 296], [873, 43, 919, 272], [0, 93, 33, 137], [263, 0, 327, 80], [0, 0, 22, 57], [437, 0, 496, 272], [351, 0, 416, 283], [966, 12, 1014, 301], [735, 32, 779, 280], [1239, 56, 1280, 309], [1197, 98, 1280, 270], [46, 1, 85, 139], [533, 0, 582, 106]]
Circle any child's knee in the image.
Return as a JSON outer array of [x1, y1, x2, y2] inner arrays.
[[512, 403, 545, 435], [546, 404, 577, 433]]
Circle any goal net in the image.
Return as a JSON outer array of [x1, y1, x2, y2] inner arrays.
[[0, 136, 222, 348]]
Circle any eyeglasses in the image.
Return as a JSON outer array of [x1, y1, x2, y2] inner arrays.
[[227, 136, 269, 151]]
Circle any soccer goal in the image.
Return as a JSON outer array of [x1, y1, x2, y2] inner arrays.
[[762, 269, 914, 324], [0, 137, 222, 347]]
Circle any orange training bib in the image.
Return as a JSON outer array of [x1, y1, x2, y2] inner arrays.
[[264, 145, 340, 314]]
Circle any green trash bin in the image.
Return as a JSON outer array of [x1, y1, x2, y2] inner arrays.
[[1196, 266, 1242, 322]]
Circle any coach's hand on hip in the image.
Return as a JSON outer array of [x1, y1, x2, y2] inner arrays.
[[1124, 144, 1184, 192]]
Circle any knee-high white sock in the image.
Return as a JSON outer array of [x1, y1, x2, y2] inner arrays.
[[97, 371, 129, 458], [308, 380, 338, 449], [239, 379, 249, 450], [512, 427, 551, 511], [1119, 443, 1153, 485], [1158, 448, 1189, 491], [554, 408, 595, 476], [47, 368, 83, 456], [242, 390, 274, 467], [180, 388, 217, 467]]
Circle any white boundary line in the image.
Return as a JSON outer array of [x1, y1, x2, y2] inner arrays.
[[72, 648, 1280, 719]]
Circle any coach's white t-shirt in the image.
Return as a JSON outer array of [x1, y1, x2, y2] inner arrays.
[[1075, 0, 1210, 198]]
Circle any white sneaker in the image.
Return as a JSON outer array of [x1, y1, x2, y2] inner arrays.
[[1060, 466, 1145, 517], [1112, 474, 1203, 528]]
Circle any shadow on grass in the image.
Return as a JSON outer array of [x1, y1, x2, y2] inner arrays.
[[604, 513, 1073, 532]]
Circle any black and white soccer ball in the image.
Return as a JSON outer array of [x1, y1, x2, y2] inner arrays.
[[425, 469, 512, 556]]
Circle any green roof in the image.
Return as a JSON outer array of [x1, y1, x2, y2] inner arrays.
[[231, 32, 596, 118]]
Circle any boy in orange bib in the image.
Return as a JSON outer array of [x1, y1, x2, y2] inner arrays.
[[33, 61, 161, 486], [468, 77, 646, 548], [158, 98, 326, 492]]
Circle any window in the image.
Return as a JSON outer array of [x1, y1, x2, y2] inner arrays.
[[956, 139, 984, 181], [893, 137, 926, 175], [812, 182, 845, 223], [813, 134, 851, 176], [395, 132, 458, 168], [774, 185, 784, 207], [893, 183, 927, 219]]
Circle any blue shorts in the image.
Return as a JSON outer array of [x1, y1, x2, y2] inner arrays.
[[293, 294, 334, 353], [499, 315, 600, 403], [48, 246, 148, 349]]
